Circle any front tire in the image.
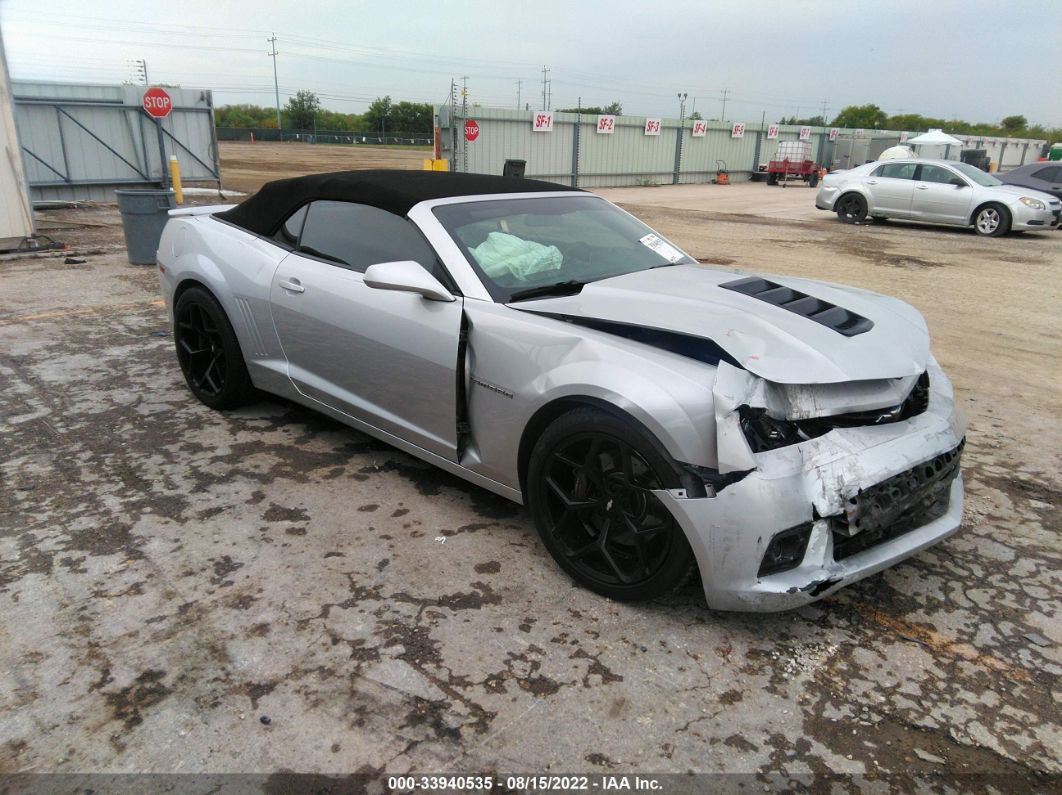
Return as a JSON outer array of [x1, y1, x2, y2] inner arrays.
[[174, 287, 255, 410], [527, 408, 696, 602], [973, 203, 1011, 237], [836, 193, 868, 223]]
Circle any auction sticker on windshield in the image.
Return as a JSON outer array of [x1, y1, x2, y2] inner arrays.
[[639, 233, 684, 263]]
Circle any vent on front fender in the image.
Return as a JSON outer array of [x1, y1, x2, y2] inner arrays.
[[720, 276, 874, 337]]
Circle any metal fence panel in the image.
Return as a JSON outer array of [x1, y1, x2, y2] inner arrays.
[[439, 107, 1048, 185], [13, 80, 220, 202]]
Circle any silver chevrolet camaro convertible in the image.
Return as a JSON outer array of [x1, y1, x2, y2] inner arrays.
[[157, 171, 966, 611]]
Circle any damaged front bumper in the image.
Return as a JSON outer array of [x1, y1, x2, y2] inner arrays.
[[656, 360, 966, 612]]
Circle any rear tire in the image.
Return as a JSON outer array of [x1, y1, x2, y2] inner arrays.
[[527, 408, 696, 602], [809, 171, 820, 188], [174, 287, 256, 410], [767, 172, 778, 186], [836, 193, 868, 223], [973, 203, 1011, 237]]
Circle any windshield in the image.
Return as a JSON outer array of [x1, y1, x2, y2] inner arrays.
[[950, 161, 1002, 187], [432, 195, 696, 301]]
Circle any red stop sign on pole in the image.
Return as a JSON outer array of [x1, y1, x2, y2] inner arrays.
[[143, 87, 173, 119], [464, 119, 480, 142]]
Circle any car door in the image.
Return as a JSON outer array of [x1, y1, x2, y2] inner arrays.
[[864, 162, 917, 216], [910, 164, 974, 224], [1029, 166, 1062, 200], [268, 200, 463, 461]]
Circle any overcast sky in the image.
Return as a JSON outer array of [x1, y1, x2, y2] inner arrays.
[[2, 0, 1060, 126]]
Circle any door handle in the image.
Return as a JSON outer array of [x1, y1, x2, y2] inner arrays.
[[278, 278, 305, 293], [866, 180, 878, 185], [915, 185, 929, 190]]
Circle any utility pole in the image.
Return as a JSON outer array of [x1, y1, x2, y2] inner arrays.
[[719, 88, 730, 122], [461, 77, 469, 173], [135, 59, 148, 85], [541, 66, 550, 111], [673, 92, 687, 185], [820, 98, 829, 125], [267, 34, 281, 130], [516, 79, 521, 109]]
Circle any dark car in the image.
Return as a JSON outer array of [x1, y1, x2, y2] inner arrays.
[[998, 162, 1062, 202]]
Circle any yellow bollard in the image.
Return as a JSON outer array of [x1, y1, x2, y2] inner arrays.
[[168, 155, 184, 204], [423, 158, 434, 171]]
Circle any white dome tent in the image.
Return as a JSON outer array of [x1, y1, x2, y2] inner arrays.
[[907, 128, 964, 160]]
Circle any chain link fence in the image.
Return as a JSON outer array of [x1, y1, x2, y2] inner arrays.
[[216, 127, 432, 146]]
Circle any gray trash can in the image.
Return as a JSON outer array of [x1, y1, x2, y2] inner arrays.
[[115, 189, 176, 265], [503, 159, 526, 178]]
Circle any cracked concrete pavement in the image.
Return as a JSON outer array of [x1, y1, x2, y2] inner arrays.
[[1, 183, 1059, 791]]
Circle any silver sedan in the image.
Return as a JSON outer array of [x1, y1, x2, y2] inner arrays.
[[815, 158, 1061, 235]]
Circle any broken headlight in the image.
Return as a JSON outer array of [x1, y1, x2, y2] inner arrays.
[[739, 406, 801, 453]]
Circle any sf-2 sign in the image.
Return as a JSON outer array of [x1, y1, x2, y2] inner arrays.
[[597, 115, 616, 134], [142, 87, 173, 119], [464, 119, 480, 142], [533, 112, 554, 132]]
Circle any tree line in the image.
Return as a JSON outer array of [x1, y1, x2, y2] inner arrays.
[[784, 104, 1060, 141], [215, 91, 434, 133]]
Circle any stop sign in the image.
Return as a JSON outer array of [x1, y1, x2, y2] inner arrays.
[[464, 119, 480, 142], [143, 87, 173, 119]]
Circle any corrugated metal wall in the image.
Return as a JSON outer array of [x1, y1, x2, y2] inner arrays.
[[440, 107, 1046, 185], [13, 80, 220, 202], [0, 32, 34, 242]]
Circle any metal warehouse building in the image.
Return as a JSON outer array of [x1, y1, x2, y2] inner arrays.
[[0, 28, 34, 249]]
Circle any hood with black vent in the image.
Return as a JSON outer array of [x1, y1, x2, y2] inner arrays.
[[512, 264, 929, 384]]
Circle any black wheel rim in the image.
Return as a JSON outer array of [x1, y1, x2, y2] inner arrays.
[[175, 303, 227, 398], [541, 432, 674, 587], [839, 196, 862, 219]]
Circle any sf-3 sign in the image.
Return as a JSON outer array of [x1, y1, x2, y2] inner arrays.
[[644, 118, 662, 136]]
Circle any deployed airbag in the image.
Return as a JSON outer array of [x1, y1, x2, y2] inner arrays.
[[470, 232, 563, 281]]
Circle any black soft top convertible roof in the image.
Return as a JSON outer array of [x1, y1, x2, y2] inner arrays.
[[215, 169, 583, 236]]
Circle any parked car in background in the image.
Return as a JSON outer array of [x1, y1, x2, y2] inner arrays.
[[815, 158, 1061, 236], [158, 170, 967, 612], [996, 162, 1062, 203]]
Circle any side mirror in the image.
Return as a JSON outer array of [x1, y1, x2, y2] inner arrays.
[[950, 179, 967, 188], [363, 260, 455, 302]]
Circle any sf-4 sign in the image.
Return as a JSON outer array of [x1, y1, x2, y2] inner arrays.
[[766, 124, 780, 139], [596, 115, 615, 134], [799, 126, 811, 140], [691, 120, 707, 137], [644, 118, 661, 136], [533, 112, 554, 132], [731, 122, 746, 139]]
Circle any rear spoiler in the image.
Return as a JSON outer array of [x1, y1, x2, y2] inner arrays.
[[168, 204, 236, 217]]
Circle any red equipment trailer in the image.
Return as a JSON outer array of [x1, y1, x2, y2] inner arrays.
[[766, 140, 821, 187]]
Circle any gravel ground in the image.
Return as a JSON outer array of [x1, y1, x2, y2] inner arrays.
[[0, 172, 1059, 792]]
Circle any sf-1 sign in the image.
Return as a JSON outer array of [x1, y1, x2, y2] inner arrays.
[[142, 87, 173, 119], [533, 112, 554, 132]]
